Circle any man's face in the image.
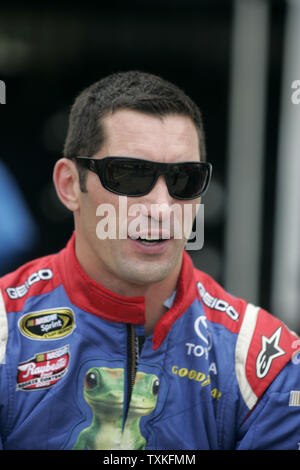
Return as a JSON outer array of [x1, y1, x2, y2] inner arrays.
[[75, 109, 201, 289]]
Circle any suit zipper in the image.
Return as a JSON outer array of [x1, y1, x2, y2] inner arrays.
[[125, 324, 136, 422], [125, 325, 145, 425], [129, 324, 137, 392]]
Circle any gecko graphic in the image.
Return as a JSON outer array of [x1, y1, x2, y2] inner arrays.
[[73, 366, 159, 450]]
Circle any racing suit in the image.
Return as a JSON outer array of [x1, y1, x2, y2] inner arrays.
[[0, 232, 299, 450]]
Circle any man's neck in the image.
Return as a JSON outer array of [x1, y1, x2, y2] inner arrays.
[[74, 234, 182, 335], [144, 279, 177, 335]]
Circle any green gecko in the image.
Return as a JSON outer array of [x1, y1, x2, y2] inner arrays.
[[72, 366, 159, 450]]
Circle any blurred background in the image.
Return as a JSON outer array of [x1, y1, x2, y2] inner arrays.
[[0, 0, 299, 333]]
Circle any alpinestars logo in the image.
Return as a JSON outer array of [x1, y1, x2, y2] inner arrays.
[[256, 327, 285, 379]]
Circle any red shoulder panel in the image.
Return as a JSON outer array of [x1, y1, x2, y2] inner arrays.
[[245, 308, 299, 399], [0, 253, 61, 313]]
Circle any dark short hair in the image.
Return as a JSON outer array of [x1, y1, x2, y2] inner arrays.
[[63, 71, 206, 191]]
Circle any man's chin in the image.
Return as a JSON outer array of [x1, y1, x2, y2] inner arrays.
[[118, 251, 182, 286]]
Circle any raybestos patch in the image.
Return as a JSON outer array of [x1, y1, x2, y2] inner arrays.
[[16, 345, 70, 391]]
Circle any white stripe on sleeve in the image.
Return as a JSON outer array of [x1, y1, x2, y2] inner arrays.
[[235, 303, 260, 409]]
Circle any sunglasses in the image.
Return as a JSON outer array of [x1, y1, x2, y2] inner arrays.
[[73, 156, 212, 200]]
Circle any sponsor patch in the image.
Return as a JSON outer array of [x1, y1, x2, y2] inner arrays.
[[185, 315, 214, 362], [256, 327, 285, 379], [19, 308, 75, 340], [197, 281, 239, 321], [16, 345, 70, 391], [6, 269, 53, 299], [171, 365, 221, 400]]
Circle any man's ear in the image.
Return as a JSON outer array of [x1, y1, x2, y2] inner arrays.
[[53, 158, 81, 212]]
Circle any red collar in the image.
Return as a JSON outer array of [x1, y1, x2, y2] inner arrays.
[[57, 233, 197, 349]]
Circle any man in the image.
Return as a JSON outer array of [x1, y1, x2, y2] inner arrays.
[[0, 71, 299, 450]]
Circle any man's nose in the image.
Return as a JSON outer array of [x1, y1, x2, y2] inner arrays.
[[143, 175, 174, 215], [141, 175, 174, 222], [148, 175, 172, 201]]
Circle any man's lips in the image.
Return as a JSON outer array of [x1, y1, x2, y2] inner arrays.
[[127, 235, 172, 253], [128, 229, 172, 241]]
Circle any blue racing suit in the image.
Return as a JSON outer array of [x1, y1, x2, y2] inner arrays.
[[0, 233, 299, 450]]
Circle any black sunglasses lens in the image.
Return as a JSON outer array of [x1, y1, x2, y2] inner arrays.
[[167, 164, 209, 199], [90, 158, 210, 199], [103, 159, 156, 195]]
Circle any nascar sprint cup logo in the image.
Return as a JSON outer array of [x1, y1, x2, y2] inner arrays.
[[18, 308, 75, 340]]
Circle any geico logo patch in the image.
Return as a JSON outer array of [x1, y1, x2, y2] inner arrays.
[[197, 281, 239, 321], [18, 308, 76, 340], [16, 345, 69, 391], [6, 269, 53, 299]]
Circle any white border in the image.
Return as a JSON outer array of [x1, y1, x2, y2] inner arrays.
[[235, 303, 259, 409]]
